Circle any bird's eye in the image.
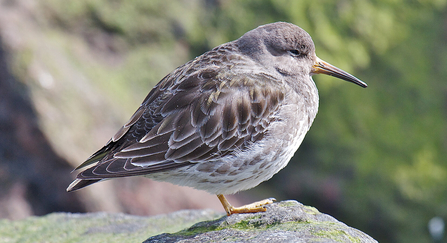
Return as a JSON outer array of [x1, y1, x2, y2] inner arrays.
[[289, 50, 301, 56]]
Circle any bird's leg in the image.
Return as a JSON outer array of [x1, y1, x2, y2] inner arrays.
[[217, 194, 276, 216]]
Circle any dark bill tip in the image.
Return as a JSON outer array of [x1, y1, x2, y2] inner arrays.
[[312, 57, 367, 88]]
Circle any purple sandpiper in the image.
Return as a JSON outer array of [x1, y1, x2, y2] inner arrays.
[[67, 22, 367, 215]]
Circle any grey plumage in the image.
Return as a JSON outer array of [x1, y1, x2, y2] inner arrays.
[[67, 22, 366, 204]]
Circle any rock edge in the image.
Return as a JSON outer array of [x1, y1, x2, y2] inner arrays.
[[0, 200, 377, 243], [146, 200, 376, 243]]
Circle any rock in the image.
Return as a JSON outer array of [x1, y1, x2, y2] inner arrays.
[[0, 209, 221, 243], [0, 200, 377, 242], [145, 200, 377, 243]]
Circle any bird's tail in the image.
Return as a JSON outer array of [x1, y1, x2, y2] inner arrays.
[[66, 179, 102, 192]]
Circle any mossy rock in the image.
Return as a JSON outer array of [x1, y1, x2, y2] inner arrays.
[[0, 201, 377, 243], [146, 200, 377, 242]]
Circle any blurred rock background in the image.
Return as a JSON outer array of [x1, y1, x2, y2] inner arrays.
[[0, 0, 446, 242]]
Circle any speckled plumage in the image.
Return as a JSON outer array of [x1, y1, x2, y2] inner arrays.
[[67, 22, 366, 209]]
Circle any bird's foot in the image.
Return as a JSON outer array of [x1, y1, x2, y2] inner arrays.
[[217, 194, 276, 216]]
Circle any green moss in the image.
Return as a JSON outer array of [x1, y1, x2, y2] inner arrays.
[[312, 228, 361, 243], [277, 200, 299, 207], [0, 212, 220, 243], [303, 205, 321, 215], [169, 215, 362, 242], [227, 215, 264, 230], [176, 222, 220, 236]]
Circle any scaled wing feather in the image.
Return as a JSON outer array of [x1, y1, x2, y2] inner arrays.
[[74, 48, 286, 181]]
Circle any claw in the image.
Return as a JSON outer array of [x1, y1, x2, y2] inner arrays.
[[217, 194, 275, 216]]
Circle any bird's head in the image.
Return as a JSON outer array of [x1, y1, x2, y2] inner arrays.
[[237, 22, 367, 88]]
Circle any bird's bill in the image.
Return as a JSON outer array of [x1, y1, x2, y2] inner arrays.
[[312, 57, 367, 88]]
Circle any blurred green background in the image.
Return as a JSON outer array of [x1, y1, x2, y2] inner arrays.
[[0, 0, 446, 242]]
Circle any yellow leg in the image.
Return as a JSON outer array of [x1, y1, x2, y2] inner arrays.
[[217, 194, 276, 216]]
